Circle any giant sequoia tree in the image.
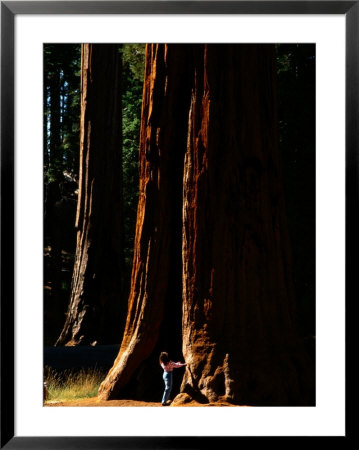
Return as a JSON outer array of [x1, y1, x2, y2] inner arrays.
[[56, 44, 125, 346], [98, 44, 314, 405]]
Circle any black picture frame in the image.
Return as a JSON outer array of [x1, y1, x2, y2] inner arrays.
[[1, 1, 354, 448]]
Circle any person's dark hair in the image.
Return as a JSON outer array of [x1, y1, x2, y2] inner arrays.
[[159, 352, 169, 365]]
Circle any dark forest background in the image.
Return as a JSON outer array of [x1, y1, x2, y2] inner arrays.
[[43, 43, 315, 349]]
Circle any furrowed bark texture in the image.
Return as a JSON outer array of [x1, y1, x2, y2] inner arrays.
[[180, 45, 311, 405], [98, 44, 192, 400], [99, 44, 314, 405], [56, 44, 124, 346]]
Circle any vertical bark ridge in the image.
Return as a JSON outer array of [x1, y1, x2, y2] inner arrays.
[[56, 44, 124, 346]]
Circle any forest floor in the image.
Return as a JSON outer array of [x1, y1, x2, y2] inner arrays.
[[44, 346, 245, 407], [45, 398, 239, 407]]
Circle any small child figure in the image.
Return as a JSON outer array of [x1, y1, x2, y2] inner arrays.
[[159, 352, 187, 406], [43, 382, 48, 402]]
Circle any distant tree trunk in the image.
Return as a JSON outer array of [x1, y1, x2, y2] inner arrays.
[[98, 44, 314, 405], [56, 44, 125, 346]]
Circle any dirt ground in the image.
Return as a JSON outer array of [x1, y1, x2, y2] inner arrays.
[[45, 397, 240, 407]]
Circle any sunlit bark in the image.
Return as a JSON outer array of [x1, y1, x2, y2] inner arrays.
[[56, 44, 125, 346], [99, 44, 314, 405]]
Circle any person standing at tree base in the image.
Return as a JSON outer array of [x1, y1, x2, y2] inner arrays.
[[159, 352, 186, 406]]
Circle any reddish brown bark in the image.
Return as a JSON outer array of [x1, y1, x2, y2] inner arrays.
[[98, 44, 192, 399], [180, 45, 311, 405], [56, 44, 125, 346], [98, 44, 314, 405]]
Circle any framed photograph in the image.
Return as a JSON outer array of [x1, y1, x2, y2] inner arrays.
[[1, 1, 354, 447]]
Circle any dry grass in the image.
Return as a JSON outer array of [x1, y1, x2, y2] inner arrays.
[[44, 366, 106, 402]]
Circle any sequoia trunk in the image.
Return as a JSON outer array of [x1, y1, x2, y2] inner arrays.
[[98, 44, 314, 405], [98, 44, 192, 399], [180, 45, 312, 405], [56, 44, 125, 346]]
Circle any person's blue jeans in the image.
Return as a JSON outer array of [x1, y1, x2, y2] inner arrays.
[[162, 371, 173, 404]]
